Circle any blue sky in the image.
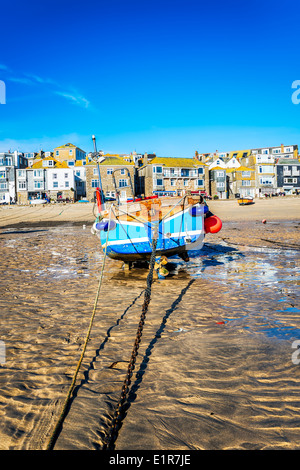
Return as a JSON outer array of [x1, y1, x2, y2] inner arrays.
[[0, 0, 300, 156]]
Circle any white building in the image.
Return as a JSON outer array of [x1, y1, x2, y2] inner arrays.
[[47, 167, 75, 195]]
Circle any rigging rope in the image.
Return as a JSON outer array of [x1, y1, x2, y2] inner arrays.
[[45, 206, 113, 450]]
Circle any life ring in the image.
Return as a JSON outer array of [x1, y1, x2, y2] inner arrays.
[[204, 215, 222, 233]]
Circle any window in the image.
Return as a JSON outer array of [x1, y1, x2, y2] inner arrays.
[[258, 165, 274, 174], [64, 173, 68, 179], [216, 171, 224, 177], [155, 179, 163, 187], [262, 149, 269, 154], [92, 179, 100, 188], [107, 168, 113, 175], [259, 177, 274, 185], [171, 179, 176, 186], [52, 173, 58, 179], [69, 149, 73, 155], [217, 182, 225, 189], [33, 170, 43, 178], [197, 179, 204, 187], [0, 171, 6, 179], [53, 181, 58, 188], [18, 181, 26, 189], [76, 170, 81, 176], [242, 180, 251, 186], [155, 166, 163, 174], [183, 180, 189, 186], [68, 161, 75, 166], [65, 181, 69, 188], [119, 179, 128, 187], [198, 167, 204, 175], [242, 171, 251, 177], [181, 169, 190, 177], [284, 178, 297, 184], [120, 168, 126, 175], [272, 148, 281, 154], [56, 150, 59, 156], [34, 181, 44, 189], [0, 182, 7, 189]]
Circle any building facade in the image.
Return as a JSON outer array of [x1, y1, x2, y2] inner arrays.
[[17, 157, 77, 203], [137, 156, 208, 198], [276, 159, 300, 194], [53, 143, 86, 164], [208, 167, 227, 199], [85, 156, 135, 202], [226, 166, 256, 199], [0, 152, 28, 204]]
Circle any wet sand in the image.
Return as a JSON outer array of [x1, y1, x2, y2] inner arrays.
[[0, 198, 300, 451]]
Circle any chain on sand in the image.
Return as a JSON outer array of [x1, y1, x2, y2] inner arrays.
[[103, 237, 158, 450]]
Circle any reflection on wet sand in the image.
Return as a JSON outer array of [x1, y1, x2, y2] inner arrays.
[[0, 219, 299, 450]]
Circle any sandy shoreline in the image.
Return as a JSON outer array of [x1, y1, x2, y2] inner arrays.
[[0, 197, 299, 451], [0, 197, 299, 229]]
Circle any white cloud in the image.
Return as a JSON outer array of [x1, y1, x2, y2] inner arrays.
[[1, 65, 91, 109], [55, 91, 90, 108], [0, 133, 90, 153]]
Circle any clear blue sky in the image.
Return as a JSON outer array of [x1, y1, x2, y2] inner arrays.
[[0, 0, 300, 157]]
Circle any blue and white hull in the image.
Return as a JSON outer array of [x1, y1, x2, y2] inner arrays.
[[92, 201, 206, 263]]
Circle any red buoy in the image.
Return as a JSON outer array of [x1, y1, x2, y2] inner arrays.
[[204, 215, 222, 233]]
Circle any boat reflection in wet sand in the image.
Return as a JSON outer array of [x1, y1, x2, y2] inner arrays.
[[238, 196, 255, 206]]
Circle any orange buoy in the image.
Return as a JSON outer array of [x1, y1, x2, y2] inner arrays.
[[204, 215, 222, 233], [262, 219, 266, 224]]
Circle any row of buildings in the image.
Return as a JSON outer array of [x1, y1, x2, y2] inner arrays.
[[0, 142, 299, 204]]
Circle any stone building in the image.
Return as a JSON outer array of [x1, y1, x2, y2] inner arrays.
[[53, 143, 86, 164], [85, 155, 135, 202], [136, 155, 208, 198], [226, 166, 256, 199]]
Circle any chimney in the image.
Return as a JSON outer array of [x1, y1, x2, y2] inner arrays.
[[143, 153, 148, 166]]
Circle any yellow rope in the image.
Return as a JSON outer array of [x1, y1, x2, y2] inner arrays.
[[45, 208, 112, 450]]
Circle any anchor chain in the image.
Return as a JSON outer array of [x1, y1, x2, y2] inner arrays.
[[103, 234, 158, 450]]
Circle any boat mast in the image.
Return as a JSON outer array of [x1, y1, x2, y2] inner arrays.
[[92, 135, 105, 210]]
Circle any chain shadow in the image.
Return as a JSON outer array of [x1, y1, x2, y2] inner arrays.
[[107, 278, 196, 449]]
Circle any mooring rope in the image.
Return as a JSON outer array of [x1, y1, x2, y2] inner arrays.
[[103, 229, 158, 450], [45, 207, 113, 450]]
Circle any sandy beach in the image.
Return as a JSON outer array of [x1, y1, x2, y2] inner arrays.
[[0, 197, 300, 451]]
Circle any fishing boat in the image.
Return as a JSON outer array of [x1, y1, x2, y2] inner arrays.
[[90, 136, 222, 274], [237, 196, 254, 206], [91, 172, 222, 273]]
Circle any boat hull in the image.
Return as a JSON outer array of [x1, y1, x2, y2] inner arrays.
[[93, 198, 206, 262]]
